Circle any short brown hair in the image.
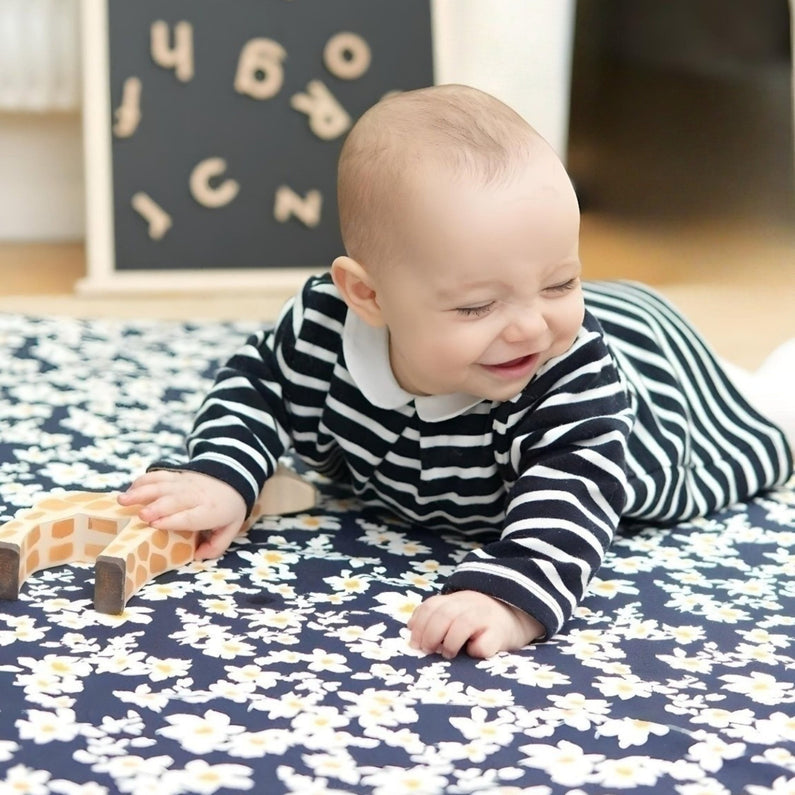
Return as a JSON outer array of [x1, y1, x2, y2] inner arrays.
[[337, 84, 542, 267]]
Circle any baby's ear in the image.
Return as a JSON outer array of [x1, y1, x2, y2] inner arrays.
[[330, 256, 385, 327]]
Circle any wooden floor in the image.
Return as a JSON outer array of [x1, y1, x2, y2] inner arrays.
[[0, 64, 793, 369]]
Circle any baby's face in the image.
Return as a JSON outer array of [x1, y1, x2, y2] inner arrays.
[[372, 151, 584, 402]]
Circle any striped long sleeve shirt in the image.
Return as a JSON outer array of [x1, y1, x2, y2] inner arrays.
[[168, 275, 792, 638]]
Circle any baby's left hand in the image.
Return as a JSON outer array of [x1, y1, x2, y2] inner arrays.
[[407, 590, 544, 659]]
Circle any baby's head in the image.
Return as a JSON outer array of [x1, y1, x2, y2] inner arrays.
[[337, 84, 541, 269], [332, 84, 583, 402]]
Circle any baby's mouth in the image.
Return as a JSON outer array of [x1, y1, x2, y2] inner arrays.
[[481, 353, 539, 378]]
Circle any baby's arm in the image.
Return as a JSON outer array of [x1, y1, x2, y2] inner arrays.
[[408, 591, 544, 658], [119, 470, 246, 559]]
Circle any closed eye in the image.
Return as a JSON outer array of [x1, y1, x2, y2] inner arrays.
[[455, 301, 495, 318], [545, 277, 580, 295]]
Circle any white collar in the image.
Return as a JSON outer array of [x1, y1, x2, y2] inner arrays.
[[341, 310, 485, 422]]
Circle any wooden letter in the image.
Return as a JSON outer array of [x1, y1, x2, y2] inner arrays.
[[323, 32, 371, 80], [190, 158, 240, 208], [131, 193, 172, 240], [274, 186, 322, 228], [151, 20, 194, 82], [290, 80, 350, 140], [113, 77, 142, 138], [234, 39, 286, 100]]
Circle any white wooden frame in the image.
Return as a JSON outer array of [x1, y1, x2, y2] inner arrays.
[[79, 0, 575, 296]]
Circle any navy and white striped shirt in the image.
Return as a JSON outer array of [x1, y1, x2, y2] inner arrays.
[[171, 275, 792, 637]]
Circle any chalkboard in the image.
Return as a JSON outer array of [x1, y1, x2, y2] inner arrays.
[[80, 0, 434, 292]]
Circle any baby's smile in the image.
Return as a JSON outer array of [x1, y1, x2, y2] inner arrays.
[[480, 352, 540, 380]]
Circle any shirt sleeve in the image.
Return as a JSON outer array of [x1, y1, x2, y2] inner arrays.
[[442, 322, 635, 639], [149, 282, 312, 515]]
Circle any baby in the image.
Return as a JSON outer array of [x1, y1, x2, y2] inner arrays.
[[120, 85, 793, 659]]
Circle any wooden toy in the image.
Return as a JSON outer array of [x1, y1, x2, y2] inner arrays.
[[0, 465, 316, 614]]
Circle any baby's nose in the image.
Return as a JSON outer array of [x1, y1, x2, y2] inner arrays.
[[501, 308, 548, 343]]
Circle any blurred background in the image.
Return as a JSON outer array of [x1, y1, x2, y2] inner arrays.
[[0, 0, 792, 367]]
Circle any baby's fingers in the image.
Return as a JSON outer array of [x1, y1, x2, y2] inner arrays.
[[408, 596, 461, 657], [118, 482, 169, 508], [142, 502, 211, 532], [194, 523, 243, 560]]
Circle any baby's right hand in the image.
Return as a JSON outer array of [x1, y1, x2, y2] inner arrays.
[[118, 470, 247, 559]]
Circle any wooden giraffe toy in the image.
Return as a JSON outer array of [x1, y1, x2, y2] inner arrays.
[[0, 465, 316, 614]]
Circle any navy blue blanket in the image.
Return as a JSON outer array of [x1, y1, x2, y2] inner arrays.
[[0, 314, 793, 794]]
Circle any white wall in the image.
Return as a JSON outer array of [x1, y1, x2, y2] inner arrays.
[[0, 113, 84, 241], [432, 0, 576, 159]]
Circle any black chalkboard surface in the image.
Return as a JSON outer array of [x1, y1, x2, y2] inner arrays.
[[90, 0, 433, 282]]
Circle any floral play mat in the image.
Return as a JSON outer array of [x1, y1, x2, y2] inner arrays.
[[0, 313, 793, 794]]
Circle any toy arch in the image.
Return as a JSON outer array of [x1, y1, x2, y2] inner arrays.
[[0, 466, 316, 614]]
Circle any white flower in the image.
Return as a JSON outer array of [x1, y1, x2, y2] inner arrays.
[[303, 750, 361, 786], [146, 656, 192, 682], [49, 780, 110, 794], [0, 615, 46, 645], [687, 733, 746, 773], [226, 728, 293, 758], [740, 627, 789, 648], [676, 779, 732, 795], [358, 527, 431, 557], [95, 754, 173, 785], [157, 710, 245, 754], [520, 740, 605, 787], [93, 649, 148, 676], [754, 712, 795, 743], [449, 707, 519, 747], [702, 604, 751, 624], [249, 691, 320, 720], [545, 692, 610, 731], [592, 755, 664, 789], [513, 664, 571, 689], [593, 674, 654, 700], [746, 776, 795, 795], [304, 648, 351, 674], [140, 581, 194, 601], [342, 688, 418, 729], [0, 764, 50, 795], [690, 707, 754, 731], [428, 740, 494, 765], [371, 590, 423, 623], [324, 571, 371, 594], [595, 717, 669, 748], [720, 672, 794, 705], [113, 684, 170, 712], [200, 634, 256, 660], [463, 686, 515, 709], [0, 741, 18, 762], [360, 765, 448, 795], [163, 760, 253, 794], [290, 706, 350, 748], [15, 708, 81, 744], [224, 663, 280, 691], [587, 577, 639, 598], [666, 624, 706, 645], [276, 766, 351, 795], [751, 748, 795, 773], [18, 654, 92, 681], [658, 647, 714, 674]]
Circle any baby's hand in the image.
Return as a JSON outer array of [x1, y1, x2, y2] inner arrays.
[[407, 590, 544, 659], [118, 470, 247, 560]]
